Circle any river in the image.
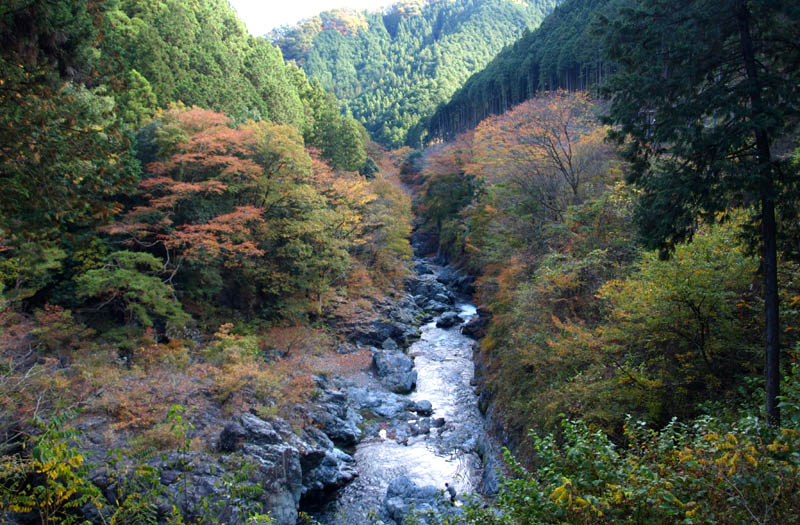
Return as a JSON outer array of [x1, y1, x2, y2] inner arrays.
[[313, 270, 486, 524]]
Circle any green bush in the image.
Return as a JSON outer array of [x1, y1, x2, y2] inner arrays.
[[456, 367, 800, 524]]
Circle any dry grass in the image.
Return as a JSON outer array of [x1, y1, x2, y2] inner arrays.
[[310, 347, 374, 388], [1, 299, 381, 455]]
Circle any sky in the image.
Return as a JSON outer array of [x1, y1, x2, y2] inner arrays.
[[228, 0, 390, 36]]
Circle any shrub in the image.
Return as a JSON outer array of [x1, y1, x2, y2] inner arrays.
[[457, 366, 800, 524]]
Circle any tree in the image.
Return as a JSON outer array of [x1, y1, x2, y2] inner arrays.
[[0, 0, 138, 304], [597, 221, 761, 422], [272, 0, 561, 147], [599, 0, 800, 424], [469, 91, 609, 221], [75, 251, 189, 332]]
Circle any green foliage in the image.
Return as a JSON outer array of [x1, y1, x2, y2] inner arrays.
[[302, 80, 368, 171], [0, 80, 138, 241], [103, 453, 163, 525], [599, 0, 800, 425], [595, 222, 761, 424], [0, 413, 102, 525], [421, 172, 479, 233], [429, 0, 612, 140], [0, 244, 66, 302], [75, 251, 190, 331], [599, 0, 800, 256], [100, 0, 304, 127], [115, 69, 158, 127], [457, 395, 800, 524], [0, 2, 139, 308], [274, 0, 560, 147]]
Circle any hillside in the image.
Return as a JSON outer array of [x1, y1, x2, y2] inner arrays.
[[2, 0, 800, 524], [271, 0, 561, 147], [428, 0, 612, 140], [0, 1, 413, 521]]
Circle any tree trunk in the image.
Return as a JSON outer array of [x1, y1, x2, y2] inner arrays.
[[761, 196, 780, 426], [737, 0, 780, 425]]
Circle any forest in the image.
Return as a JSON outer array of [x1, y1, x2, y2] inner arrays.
[[1, 0, 800, 524], [427, 0, 611, 140], [271, 0, 560, 148]]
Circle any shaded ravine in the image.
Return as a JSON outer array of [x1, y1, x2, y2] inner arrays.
[[312, 264, 487, 524]]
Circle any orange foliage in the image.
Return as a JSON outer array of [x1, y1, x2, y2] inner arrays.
[[262, 324, 330, 356], [423, 130, 475, 178], [469, 91, 610, 216], [170, 206, 265, 264]]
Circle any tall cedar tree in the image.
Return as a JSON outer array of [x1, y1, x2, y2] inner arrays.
[[599, 0, 800, 424]]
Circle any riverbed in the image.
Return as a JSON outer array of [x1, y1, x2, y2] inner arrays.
[[313, 267, 486, 524]]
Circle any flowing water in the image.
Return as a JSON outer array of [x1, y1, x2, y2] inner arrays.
[[315, 300, 485, 523]]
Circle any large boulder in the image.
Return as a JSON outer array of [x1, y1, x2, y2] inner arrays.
[[243, 443, 303, 525], [373, 349, 418, 394], [433, 293, 454, 305], [413, 400, 433, 417], [311, 389, 363, 446], [424, 300, 449, 314], [301, 447, 357, 503], [414, 260, 435, 275], [406, 274, 451, 302], [436, 312, 463, 329], [383, 476, 454, 525], [349, 320, 418, 348], [436, 266, 475, 295], [345, 386, 414, 418], [461, 315, 489, 339], [208, 414, 308, 524], [219, 413, 281, 452], [214, 413, 361, 523]]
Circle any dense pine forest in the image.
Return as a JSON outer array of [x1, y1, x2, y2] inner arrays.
[[428, 0, 610, 140], [271, 0, 560, 147], [2, 0, 800, 524]]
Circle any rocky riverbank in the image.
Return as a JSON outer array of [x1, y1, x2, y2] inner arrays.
[[305, 257, 508, 525], [53, 256, 499, 525]]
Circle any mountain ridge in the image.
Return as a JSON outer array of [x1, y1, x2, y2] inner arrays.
[[271, 0, 562, 147]]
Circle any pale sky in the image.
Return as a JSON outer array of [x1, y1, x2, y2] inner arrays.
[[228, 0, 390, 36]]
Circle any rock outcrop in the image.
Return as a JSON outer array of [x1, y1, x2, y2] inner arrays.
[[373, 348, 418, 394]]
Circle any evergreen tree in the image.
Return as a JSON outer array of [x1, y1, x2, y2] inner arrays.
[[273, 0, 560, 147], [599, 0, 800, 424]]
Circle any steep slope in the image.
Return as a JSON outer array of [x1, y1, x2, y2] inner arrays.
[[100, 0, 368, 171], [427, 0, 613, 141], [271, 0, 561, 148]]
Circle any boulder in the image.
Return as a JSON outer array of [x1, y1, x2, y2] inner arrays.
[[436, 266, 475, 295], [424, 300, 449, 314], [414, 260, 434, 275], [461, 316, 489, 339], [214, 412, 363, 523], [346, 386, 414, 418], [406, 275, 450, 302], [301, 447, 358, 503], [413, 400, 433, 416], [436, 312, 463, 329], [373, 349, 418, 394], [417, 418, 431, 435], [382, 370, 418, 395], [382, 337, 399, 350], [349, 320, 417, 348], [312, 389, 363, 446], [383, 476, 446, 524], [433, 293, 454, 305]]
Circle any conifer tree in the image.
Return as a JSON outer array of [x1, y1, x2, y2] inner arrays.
[[599, 0, 800, 424]]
